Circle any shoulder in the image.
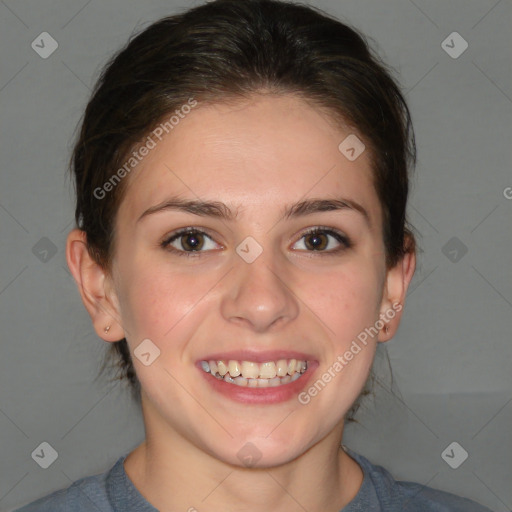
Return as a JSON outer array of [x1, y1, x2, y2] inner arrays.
[[394, 478, 494, 512], [346, 449, 494, 512], [13, 458, 121, 512]]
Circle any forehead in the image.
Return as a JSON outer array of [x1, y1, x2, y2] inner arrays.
[[117, 94, 380, 227]]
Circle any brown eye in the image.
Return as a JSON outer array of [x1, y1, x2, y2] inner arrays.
[[292, 227, 351, 253], [304, 232, 328, 251], [162, 228, 220, 255], [180, 232, 205, 251]]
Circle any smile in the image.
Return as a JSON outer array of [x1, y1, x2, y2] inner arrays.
[[200, 359, 308, 388]]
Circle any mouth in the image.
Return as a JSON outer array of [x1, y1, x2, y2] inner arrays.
[[200, 358, 308, 388], [197, 351, 317, 404]]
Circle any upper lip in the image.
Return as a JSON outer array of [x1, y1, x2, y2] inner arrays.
[[197, 350, 315, 364]]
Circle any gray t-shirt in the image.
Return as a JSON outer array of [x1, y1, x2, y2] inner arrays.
[[14, 449, 493, 511]]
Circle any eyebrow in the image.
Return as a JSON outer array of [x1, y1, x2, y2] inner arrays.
[[137, 196, 370, 227]]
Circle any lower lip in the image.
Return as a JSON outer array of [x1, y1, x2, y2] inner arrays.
[[198, 362, 318, 404]]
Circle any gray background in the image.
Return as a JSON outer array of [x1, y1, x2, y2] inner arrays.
[[1, 0, 510, 510]]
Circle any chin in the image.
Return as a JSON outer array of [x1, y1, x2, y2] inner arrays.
[[209, 434, 313, 470]]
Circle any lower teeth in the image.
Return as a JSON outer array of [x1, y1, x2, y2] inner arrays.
[[213, 370, 303, 387]]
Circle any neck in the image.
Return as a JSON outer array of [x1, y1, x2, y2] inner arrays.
[[124, 398, 363, 512]]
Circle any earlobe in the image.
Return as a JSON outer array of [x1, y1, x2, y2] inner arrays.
[[377, 249, 416, 342], [65, 229, 125, 342]]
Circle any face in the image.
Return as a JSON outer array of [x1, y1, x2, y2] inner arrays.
[[108, 94, 392, 467]]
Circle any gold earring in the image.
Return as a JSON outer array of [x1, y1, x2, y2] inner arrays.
[[104, 325, 111, 334]]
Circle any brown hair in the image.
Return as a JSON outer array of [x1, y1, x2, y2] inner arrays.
[[71, 0, 416, 416]]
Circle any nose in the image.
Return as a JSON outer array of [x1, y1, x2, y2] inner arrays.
[[220, 246, 300, 333]]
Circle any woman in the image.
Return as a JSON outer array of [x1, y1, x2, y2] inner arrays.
[[16, 0, 494, 510]]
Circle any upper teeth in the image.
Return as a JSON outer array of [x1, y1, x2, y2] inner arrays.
[[201, 359, 307, 380]]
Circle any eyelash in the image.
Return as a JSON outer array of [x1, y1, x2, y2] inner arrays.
[[160, 226, 352, 258]]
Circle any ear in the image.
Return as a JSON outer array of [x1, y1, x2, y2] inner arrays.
[[377, 246, 416, 342], [65, 229, 125, 342]]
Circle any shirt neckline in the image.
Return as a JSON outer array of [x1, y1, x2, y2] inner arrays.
[[106, 447, 374, 512]]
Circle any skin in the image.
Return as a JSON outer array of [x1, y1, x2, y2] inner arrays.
[[67, 94, 415, 512]]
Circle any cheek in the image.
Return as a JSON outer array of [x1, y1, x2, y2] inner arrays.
[[116, 261, 221, 353], [296, 266, 380, 416], [304, 261, 383, 342], [113, 255, 182, 336]]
